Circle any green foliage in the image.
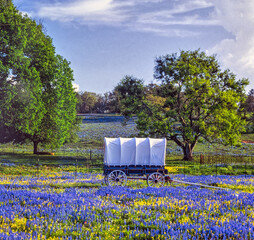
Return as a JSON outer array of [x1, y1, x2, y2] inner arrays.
[[78, 91, 97, 113], [115, 75, 145, 120], [0, 1, 45, 144], [116, 50, 249, 160], [0, 1, 78, 153]]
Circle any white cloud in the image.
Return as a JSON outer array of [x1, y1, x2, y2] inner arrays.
[[130, 0, 217, 37], [208, 0, 254, 90], [40, 0, 112, 16], [32, 0, 254, 86], [33, 0, 217, 36], [137, 11, 219, 26], [169, 0, 213, 15], [130, 24, 199, 38], [36, 0, 128, 24]]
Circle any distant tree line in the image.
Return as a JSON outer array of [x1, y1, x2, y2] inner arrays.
[[76, 91, 121, 114]]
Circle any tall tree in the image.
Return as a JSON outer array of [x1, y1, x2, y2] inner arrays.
[[0, 0, 45, 147], [0, 0, 78, 153], [30, 55, 78, 153], [116, 50, 248, 160]]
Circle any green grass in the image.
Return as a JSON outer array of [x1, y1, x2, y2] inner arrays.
[[48, 182, 102, 189], [0, 115, 254, 178], [165, 154, 254, 176], [1, 130, 254, 157], [0, 139, 254, 177], [172, 164, 254, 176], [0, 156, 253, 177]]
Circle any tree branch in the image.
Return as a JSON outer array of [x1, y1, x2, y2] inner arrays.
[[141, 101, 164, 122], [169, 134, 184, 148]]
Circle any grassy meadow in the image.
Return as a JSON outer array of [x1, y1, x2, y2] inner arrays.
[[0, 114, 253, 239], [0, 114, 253, 176]]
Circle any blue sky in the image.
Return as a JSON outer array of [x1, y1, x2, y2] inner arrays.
[[13, 0, 254, 94]]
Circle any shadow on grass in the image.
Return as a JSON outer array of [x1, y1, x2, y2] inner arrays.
[[0, 151, 103, 166]]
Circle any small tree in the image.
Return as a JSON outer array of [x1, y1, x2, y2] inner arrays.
[[116, 50, 248, 160]]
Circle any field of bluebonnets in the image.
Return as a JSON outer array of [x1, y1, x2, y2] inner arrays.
[[0, 114, 253, 239], [0, 171, 253, 239]]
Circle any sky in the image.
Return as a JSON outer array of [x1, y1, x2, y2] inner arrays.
[[13, 0, 254, 94]]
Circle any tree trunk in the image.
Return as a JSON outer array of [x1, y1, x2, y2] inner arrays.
[[33, 141, 39, 154], [182, 143, 194, 161], [170, 135, 197, 161]]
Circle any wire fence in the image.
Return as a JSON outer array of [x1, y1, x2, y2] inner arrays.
[[0, 149, 253, 178], [166, 153, 254, 177]]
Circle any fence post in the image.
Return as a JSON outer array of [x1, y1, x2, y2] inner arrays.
[[37, 158, 39, 177], [90, 150, 92, 160], [183, 159, 185, 180], [245, 162, 247, 178], [200, 154, 204, 164], [75, 159, 78, 179]]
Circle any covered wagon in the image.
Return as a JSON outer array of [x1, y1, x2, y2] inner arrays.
[[103, 137, 170, 187]]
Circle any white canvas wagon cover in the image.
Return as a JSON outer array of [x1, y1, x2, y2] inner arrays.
[[104, 137, 166, 166]]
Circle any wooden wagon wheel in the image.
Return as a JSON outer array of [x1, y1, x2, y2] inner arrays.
[[107, 170, 127, 187], [147, 172, 165, 187]]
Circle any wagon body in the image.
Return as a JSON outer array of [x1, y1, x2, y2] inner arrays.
[[104, 137, 166, 166], [103, 138, 169, 187]]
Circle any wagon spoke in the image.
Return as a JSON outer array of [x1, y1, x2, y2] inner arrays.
[[107, 170, 127, 187], [147, 172, 165, 187]]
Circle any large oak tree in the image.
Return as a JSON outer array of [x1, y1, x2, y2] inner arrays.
[[116, 50, 249, 160]]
